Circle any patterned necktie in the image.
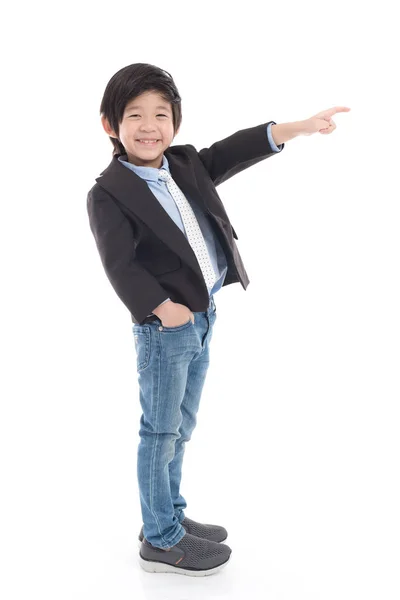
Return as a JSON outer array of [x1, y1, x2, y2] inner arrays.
[[158, 168, 217, 292]]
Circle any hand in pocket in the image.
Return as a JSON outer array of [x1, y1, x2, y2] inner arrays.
[[161, 302, 194, 327]]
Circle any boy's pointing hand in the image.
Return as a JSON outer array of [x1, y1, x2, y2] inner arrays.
[[302, 106, 351, 136]]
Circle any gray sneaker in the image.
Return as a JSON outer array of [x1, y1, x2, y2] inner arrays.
[[139, 532, 232, 576], [137, 516, 228, 549]]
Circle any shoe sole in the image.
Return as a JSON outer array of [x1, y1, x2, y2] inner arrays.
[[138, 553, 231, 576]]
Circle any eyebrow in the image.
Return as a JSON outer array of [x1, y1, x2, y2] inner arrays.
[[125, 104, 171, 111]]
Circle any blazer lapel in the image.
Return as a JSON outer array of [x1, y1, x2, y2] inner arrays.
[[95, 151, 210, 273]]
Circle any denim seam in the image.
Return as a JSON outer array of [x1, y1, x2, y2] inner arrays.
[[149, 330, 168, 547]]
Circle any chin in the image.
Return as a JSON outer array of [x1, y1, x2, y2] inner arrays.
[[127, 152, 163, 168]]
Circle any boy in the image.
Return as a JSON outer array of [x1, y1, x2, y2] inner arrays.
[[87, 62, 350, 576]]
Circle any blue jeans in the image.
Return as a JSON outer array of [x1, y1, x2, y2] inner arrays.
[[132, 295, 217, 549]]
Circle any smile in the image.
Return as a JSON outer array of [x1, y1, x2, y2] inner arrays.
[[137, 140, 160, 145]]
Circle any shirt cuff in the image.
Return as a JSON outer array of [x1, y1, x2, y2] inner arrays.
[[266, 122, 283, 152], [146, 297, 171, 318]]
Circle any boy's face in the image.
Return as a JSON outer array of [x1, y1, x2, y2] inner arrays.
[[101, 90, 179, 169]]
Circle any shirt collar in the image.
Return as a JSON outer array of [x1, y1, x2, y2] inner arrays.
[[118, 153, 170, 182]]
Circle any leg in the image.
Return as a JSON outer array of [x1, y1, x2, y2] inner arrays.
[[169, 307, 217, 523], [134, 318, 198, 548]]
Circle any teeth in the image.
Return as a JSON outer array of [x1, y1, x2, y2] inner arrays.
[[138, 140, 159, 143]]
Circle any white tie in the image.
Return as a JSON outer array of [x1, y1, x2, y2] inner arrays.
[[158, 168, 217, 292]]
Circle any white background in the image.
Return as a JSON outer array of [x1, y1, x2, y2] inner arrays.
[[1, 1, 399, 598]]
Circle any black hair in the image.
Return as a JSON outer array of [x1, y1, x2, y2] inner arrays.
[[99, 63, 182, 156]]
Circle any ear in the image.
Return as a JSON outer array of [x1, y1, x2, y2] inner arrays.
[[101, 115, 118, 138]]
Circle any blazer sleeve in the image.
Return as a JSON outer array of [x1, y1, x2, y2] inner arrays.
[[188, 121, 284, 187], [87, 188, 170, 323]]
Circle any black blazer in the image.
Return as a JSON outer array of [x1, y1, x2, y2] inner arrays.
[[87, 121, 284, 324]]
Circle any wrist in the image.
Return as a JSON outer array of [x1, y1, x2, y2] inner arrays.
[[152, 299, 173, 317], [296, 120, 309, 135], [271, 120, 306, 145]]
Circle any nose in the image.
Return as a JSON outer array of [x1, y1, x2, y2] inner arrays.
[[139, 118, 158, 130]]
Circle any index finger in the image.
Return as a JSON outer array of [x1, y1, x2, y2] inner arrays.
[[328, 106, 351, 116]]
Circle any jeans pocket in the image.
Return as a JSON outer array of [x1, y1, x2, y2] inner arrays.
[[133, 326, 151, 372], [159, 317, 193, 332]]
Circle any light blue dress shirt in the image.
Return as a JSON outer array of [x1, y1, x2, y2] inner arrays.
[[119, 122, 282, 316]]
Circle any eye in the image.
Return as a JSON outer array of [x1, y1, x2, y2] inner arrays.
[[128, 114, 168, 118]]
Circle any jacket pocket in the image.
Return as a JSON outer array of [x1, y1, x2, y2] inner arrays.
[[140, 253, 182, 276]]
